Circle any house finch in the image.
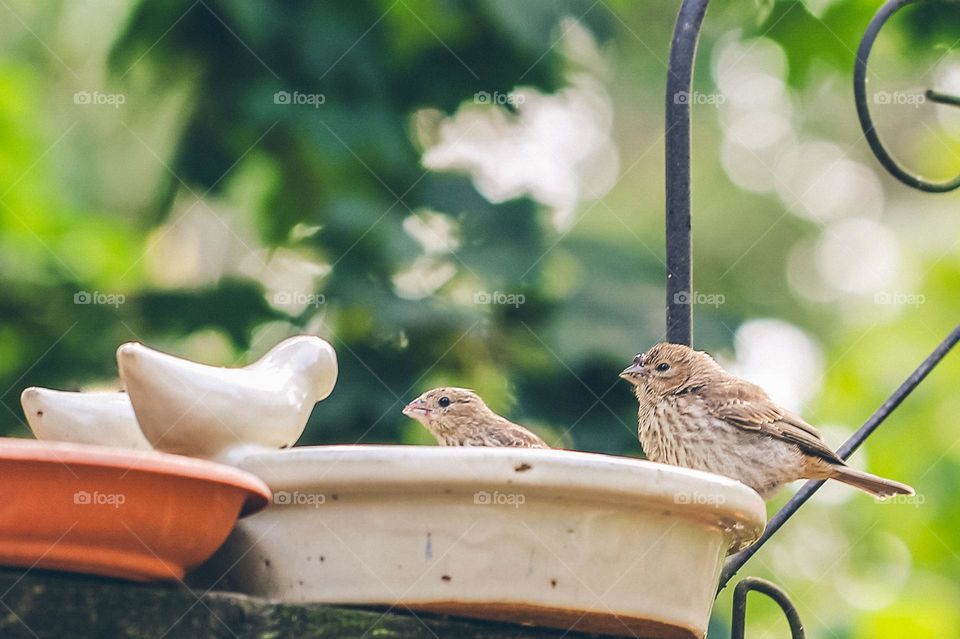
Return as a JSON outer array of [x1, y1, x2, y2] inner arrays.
[[403, 387, 548, 448], [620, 343, 914, 500]]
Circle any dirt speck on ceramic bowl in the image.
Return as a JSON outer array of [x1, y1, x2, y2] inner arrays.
[[210, 446, 765, 638]]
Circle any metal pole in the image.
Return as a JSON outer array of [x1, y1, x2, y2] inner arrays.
[[665, 0, 710, 346]]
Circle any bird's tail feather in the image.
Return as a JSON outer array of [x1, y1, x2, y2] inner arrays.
[[830, 466, 914, 499]]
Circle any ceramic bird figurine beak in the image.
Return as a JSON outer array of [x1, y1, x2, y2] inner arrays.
[[117, 335, 338, 463], [20, 387, 153, 450]]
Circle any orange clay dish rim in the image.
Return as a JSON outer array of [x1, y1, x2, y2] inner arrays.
[[236, 445, 767, 551], [0, 438, 271, 516]]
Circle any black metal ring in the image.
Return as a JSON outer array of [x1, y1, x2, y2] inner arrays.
[[854, 0, 960, 192], [731, 577, 805, 639]]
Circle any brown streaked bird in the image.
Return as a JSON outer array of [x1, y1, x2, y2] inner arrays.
[[403, 387, 548, 448], [620, 343, 914, 500]]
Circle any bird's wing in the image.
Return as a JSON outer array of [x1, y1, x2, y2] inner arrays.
[[699, 379, 842, 464], [489, 421, 549, 448], [698, 379, 784, 427], [762, 412, 843, 464]]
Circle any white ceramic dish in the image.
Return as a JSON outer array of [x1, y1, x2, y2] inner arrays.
[[209, 446, 765, 638]]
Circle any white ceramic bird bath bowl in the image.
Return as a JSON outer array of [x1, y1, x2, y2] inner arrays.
[[208, 446, 765, 638]]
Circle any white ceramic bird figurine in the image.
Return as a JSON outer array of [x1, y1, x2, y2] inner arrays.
[[117, 335, 338, 462], [20, 387, 153, 450]]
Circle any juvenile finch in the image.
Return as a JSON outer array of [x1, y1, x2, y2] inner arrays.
[[403, 387, 548, 448], [620, 343, 914, 500]]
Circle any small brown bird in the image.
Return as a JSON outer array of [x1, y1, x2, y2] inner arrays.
[[403, 387, 548, 448], [620, 343, 914, 500]]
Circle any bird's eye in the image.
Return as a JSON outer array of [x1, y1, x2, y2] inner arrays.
[[438, 396, 451, 408], [655, 362, 670, 372]]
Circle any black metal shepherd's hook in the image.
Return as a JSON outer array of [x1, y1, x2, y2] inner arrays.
[[663, 0, 960, 635], [665, 0, 709, 347], [854, 0, 960, 192], [665, 2, 805, 633], [666, 0, 960, 342]]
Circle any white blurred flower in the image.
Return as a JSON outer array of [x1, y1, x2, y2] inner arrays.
[[402, 210, 459, 255], [816, 218, 900, 295], [240, 248, 330, 315], [146, 197, 260, 288], [420, 21, 618, 232], [724, 318, 824, 413], [776, 143, 885, 223], [392, 256, 457, 300], [713, 35, 789, 110]]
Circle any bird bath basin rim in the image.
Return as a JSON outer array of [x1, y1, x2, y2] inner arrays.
[[215, 445, 767, 637], [235, 444, 766, 552]]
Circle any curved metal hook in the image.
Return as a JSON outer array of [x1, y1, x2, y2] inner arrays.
[[667, 0, 960, 344], [731, 578, 805, 639], [854, 0, 960, 192]]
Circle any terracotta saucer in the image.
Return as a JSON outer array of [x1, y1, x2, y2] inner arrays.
[[0, 438, 271, 581]]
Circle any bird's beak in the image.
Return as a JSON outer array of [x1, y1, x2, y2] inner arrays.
[[402, 397, 430, 420], [619, 364, 642, 379], [619, 353, 645, 385]]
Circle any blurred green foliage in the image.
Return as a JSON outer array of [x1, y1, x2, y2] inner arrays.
[[1, 1, 959, 637]]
